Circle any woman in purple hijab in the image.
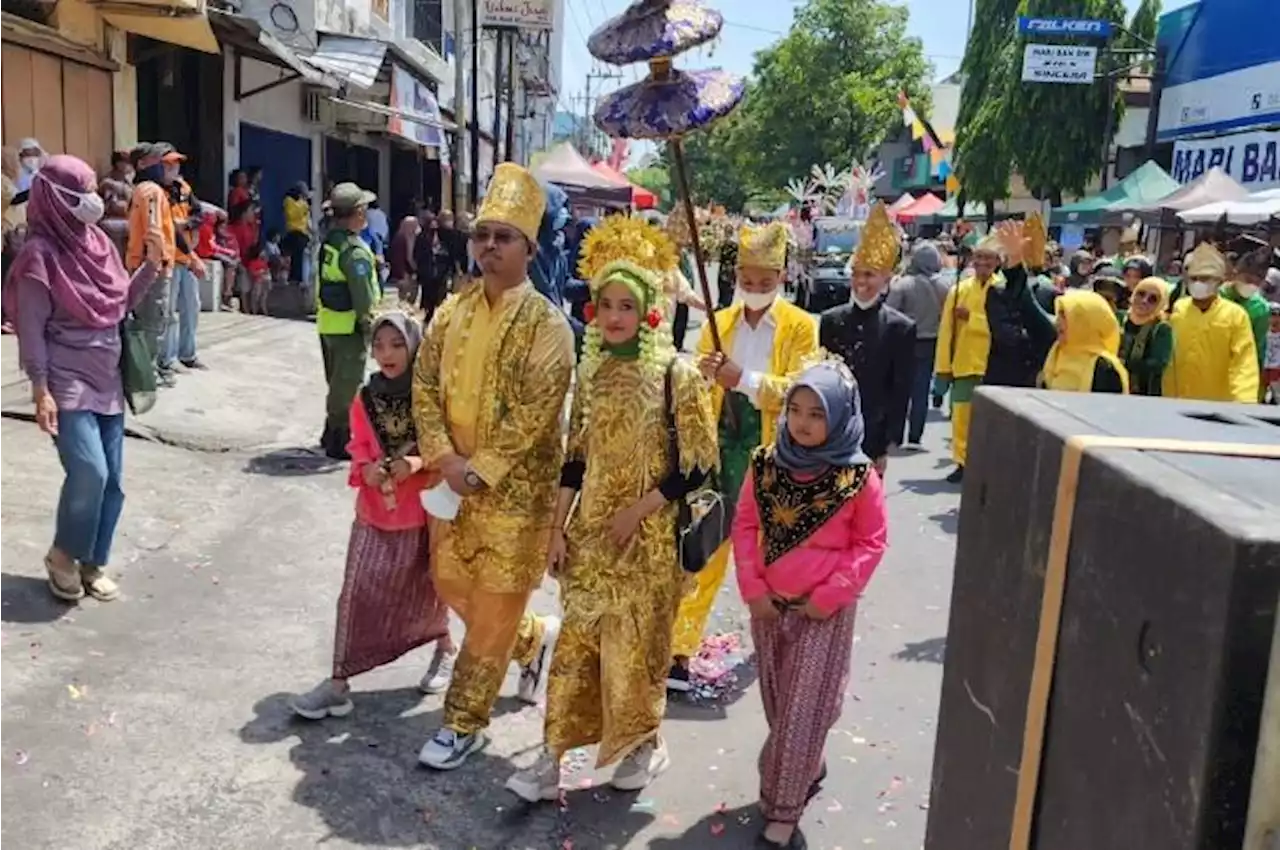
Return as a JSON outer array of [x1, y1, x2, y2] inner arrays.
[[6, 154, 162, 603]]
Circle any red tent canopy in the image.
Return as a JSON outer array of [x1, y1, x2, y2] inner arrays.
[[591, 162, 658, 209], [895, 193, 945, 221]]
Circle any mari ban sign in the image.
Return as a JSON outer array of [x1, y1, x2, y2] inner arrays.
[[1022, 44, 1097, 85]]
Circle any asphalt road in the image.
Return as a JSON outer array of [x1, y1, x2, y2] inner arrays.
[[1, 314, 960, 850]]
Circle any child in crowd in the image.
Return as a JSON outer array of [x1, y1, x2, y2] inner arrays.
[[1265, 302, 1280, 404], [227, 202, 269, 315], [290, 312, 454, 719], [264, 228, 289, 287], [733, 359, 888, 849], [196, 208, 240, 310]]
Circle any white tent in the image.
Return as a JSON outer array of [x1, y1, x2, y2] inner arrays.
[[1178, 187, 1280, 224]]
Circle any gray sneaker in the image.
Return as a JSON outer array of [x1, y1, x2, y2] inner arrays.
[[611, 735, 670, 791], [505, 748, 562, 802], [419, 644, 457, 695], [418, 727, 486, 770], [290, 680, 354, 720]]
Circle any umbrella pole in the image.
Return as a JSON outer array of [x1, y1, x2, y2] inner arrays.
[[670, 138, 724, 354]]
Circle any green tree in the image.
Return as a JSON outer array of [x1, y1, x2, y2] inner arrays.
[[624, 166, 673, 209], [954, 0, 1021, 223], [659, 110, 755, 211]]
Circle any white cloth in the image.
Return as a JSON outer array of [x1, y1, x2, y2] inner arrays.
[[730, 308, 777, 409], [1265, 330, 1280, 370]]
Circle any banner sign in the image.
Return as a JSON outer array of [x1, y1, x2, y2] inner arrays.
[[1018, 17, 1112, 38], [1021, 44, 1098, 84], [388, 65, 447, 150], [480, 0, 552, 29], [1171, 129, 1280, 191]]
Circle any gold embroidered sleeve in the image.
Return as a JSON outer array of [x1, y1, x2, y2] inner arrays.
[[672, 357, 719, 474], [469, 312, 575, 487], [757, 313, 819, 412], [412, 296, 461, 464], [564, 364, 588, 465]]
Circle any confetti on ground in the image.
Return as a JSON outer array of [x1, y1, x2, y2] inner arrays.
[[15, 750, 29, 765], [630, 799, 656, 813], [577, 778, 593, 789], [850, 736, 867, 745], [561, 840, 573, 850], [710, 822, 725, 836], [687, 633, 748, 702], [827, 800, 843, 813], [67, 684, 84, 700], [715, 801, 728, 814]]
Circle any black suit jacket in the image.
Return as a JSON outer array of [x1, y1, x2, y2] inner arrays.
[[819, 300, 917, 458]]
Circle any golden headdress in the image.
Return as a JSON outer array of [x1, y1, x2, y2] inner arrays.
[[851, 203, 899, 274], [475, 162, 544, 243], [1185, 241, 1227, 280], [974, 231, 1003, 256], [1025, 212, 1047, 269], [737, 221, 789, 271]]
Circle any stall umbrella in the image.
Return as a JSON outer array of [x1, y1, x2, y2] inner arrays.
[[586, 0, 746, 354]]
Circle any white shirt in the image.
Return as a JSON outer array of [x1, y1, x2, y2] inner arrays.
[[1265, 329, 1280, 370], [730, 308, 777, 409]]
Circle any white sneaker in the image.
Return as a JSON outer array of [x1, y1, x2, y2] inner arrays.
[[418, 727, 487, 770], [903, 440, 923, 452], [504, 748, 562, 802], [517, 615, 561, 704], [419, 643, 457, 695], [610, 735, 670, 791], [290, 680, 354, 720]]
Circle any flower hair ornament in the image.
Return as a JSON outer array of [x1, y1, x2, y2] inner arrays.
[[788, 348, 857, 395]]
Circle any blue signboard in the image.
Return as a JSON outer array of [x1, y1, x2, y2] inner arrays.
[[1018, 17, 1112, 38]]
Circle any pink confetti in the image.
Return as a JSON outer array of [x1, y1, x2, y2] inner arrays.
[[715, 801, 728, 814], [15, 750, 29, 765], [710, 822, 725, 837]]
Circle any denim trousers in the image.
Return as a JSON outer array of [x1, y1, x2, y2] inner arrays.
[[161, 264, 199, 366], [53, 411, 126, 567], [907, 338, 937, 444]]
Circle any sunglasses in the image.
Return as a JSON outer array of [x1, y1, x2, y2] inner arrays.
[[470, 226, 520, 246], [1133, 291, 1160, 307]]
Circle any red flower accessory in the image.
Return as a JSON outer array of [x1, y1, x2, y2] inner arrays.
[[646, 308, 662, 329], [584, 302, 595, 323]]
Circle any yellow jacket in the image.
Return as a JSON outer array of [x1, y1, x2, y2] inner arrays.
[[1163, 296, 1259, 403], [934, 275, 997, 379], [697, 298, 818, 446]]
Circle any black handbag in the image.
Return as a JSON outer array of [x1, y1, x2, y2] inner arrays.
[[663, 360, 727, 573]]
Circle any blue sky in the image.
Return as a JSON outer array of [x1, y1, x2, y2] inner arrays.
[[556, 0, 1196, 130]]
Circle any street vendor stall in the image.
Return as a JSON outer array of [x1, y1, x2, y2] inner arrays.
[[1178, 187, 1280, 225], [1050, 160, 1180, 226], [590, 161, 658, 209], [532, 141, 634, 209]]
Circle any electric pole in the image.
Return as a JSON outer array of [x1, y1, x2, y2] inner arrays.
[[451, 0, 467, 213], [582, 68, 621, 157]]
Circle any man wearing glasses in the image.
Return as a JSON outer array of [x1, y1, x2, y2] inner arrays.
[[412, 163, 575, 771]]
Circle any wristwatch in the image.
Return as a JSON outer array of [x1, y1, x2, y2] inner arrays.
[[463, 465, 483, 490]]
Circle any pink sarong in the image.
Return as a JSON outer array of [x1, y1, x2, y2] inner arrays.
[[332, 519, 449, 679], [752, 604, 857, 824]]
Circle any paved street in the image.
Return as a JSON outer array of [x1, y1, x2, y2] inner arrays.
[[1, 313, 959, 850]]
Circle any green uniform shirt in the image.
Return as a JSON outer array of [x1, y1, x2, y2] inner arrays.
[[316, 229, 379, 336], [1221, 284, 1270, 372]]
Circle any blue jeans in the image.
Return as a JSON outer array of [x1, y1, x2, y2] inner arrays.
[[53, 411, 126, 567], [161, 264, 199, 366], [907, 338, 937, 444]]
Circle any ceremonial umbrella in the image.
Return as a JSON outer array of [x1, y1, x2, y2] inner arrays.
[[585, 0, 746, 353]]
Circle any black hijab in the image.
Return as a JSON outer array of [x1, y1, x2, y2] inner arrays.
[[362, 312, 422, 456]]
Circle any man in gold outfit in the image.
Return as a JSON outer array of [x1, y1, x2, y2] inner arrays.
[[412, 163, 575, 770]]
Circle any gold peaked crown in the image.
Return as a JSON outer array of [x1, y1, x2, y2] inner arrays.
[[737, 221, 789, 271], [975, 231, 1003, 256], [1185, 241, 1227, 280], [577, 215, 677, 290], [475, 163, 545, 243], [1026, 212, 1047, 269], [852, 203, 899, 274]]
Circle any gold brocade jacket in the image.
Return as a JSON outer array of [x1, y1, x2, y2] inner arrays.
[[562, 356, 719, 620], [412, 283, 576, 593]]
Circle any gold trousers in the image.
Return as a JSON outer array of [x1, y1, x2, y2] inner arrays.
[[434, 566, 544, 735], [951, 401, 971, 466], [670, 540, 731, 659]]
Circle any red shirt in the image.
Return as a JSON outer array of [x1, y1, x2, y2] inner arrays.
[[347, 394, 431, 531], [226, 220, 267, 275]]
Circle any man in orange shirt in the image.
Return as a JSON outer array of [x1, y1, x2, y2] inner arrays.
[[126, 143, 177, 382], [156, 145, 207, 377]]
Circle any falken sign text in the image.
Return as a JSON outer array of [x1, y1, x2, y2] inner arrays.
[[1017, 17, 1113, 38]]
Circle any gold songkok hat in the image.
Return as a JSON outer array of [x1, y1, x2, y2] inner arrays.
[[852, 203, 899, 274], [737, 221, 789, 271], [475, 162, 545, 243], [1185, 241, 1227, 280], [577, 215, 677, 302], [974, 231, 1003, 256], [1025, 211, 1047, 269]]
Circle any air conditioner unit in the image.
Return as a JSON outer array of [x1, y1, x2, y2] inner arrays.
[[301, 88, 324, 123]]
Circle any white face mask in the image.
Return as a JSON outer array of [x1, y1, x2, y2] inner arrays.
[[1235, 282, 1260, 299], [851, 292, 881, 309], [1187, 280, 1217, 300], [39, 173, 105, 225], [738, 290, 777, 311]]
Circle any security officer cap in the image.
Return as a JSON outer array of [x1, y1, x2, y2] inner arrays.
[[329, 182, 376, 215]]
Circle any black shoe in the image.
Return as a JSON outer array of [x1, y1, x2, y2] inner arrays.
[[805, 761, 827, 803], [665, 661, 691, 693], [324, 427, 352, 460], [945, 465, 964, 484], [181, 357, 208, 370], [757, 829, 807, 849]]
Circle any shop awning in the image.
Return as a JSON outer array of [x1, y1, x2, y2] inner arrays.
[[326, 96, 457, 133], [1050, 161, 1180, 225], [303, 35, 388, 90], [97, 0, 218, 53], [210, 11, 338, 90]]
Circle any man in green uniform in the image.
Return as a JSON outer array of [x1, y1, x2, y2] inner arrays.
[[317, 182, 380, 459]]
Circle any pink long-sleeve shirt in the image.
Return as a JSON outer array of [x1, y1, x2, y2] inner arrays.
[[733, 464, 888, 616], [347, 393, 433, 531]]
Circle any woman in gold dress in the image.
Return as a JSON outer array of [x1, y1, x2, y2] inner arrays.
[[505, 217, 718, 801]]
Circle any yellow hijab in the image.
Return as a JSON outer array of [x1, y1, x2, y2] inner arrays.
[[1126, 276, 1171, 326], [1042, 290, 1130, 393]]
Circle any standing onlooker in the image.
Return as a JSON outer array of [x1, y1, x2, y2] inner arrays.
[[227, 202, 269, 314], [1264, 303, 1280, 403], [15, 138, 47, 193], [885, 240, 950, 449], [159, 147, 206, 375], [99, 151, 134, 259], [282, 182, 312, 285], [363, 199, 390, 284], [413, 212, 454, 324], [1118, 277, 1173, 396], [7, 155, 164, 601], [733, 360, 888, 849], [245, 166, 263, 208], [227, 169, 251, 210], [196, 207, 238, 309], [1225, 247, 1274, 393], [125, 144, 176, 381], [389, 215, 419, 305]]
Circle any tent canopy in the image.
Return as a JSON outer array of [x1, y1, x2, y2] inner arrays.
[[895, 193, 944, 221], [1130, 167, 1249, 213], [1178, 187, 1280, 225], [590, 162, 657, 209], [532, 142, 632, 207], [887, 193, 917, 212], [1051, 161, 1180, 225]]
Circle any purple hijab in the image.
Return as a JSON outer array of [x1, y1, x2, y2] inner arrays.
[[6, 155, 131, 329]]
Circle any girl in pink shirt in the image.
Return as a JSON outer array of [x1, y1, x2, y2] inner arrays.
[[290, 312, 454, 720], [733, 359, 888, 849]]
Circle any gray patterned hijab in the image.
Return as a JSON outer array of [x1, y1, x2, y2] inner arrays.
[[774, 362, 870, 475]]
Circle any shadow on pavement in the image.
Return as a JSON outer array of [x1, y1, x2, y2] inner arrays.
[[239, 689, 559, 848], [929, 507, 958, 535], [894, 636, 946, 664], [549, 785, 657, 850], [243, 447, 344, 477], [897, 477, 961, 497], [647, 802, 763, 849], [1, 572, 75, 624]]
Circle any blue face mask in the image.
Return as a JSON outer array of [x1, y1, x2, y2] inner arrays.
[[136, 163, 165, 184]]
